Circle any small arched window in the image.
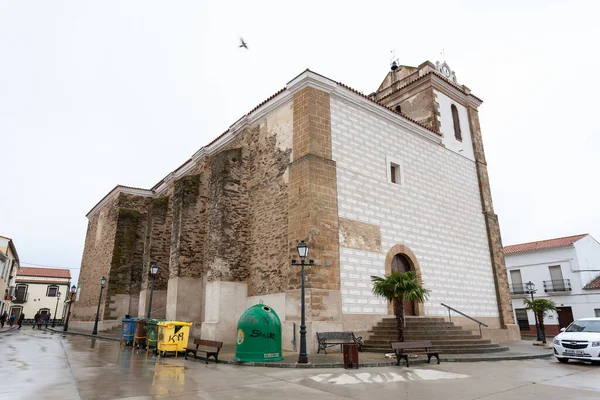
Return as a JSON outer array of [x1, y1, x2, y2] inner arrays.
[[451, 104, 462, 141], [394, 105, 402, 113]]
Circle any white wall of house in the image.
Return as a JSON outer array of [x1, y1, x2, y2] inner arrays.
[[506, 237, 600, 328], [13, 279, 70, 321], [331, 95, 499, 319]]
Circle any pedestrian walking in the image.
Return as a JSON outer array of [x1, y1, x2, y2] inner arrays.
[[44, 313, 51, 329], [17, 313, 24, 329], [33, 312, 40, 330], [9, 313, 16, 327], [0, 311, 7, 328]]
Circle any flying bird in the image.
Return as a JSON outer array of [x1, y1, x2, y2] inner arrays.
[[239, 37, 248, 49]]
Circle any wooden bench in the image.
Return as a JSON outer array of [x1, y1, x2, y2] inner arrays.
[[316, 332, 363, 354], [184, 339, 223, 364], [390, 341, 440, 367]]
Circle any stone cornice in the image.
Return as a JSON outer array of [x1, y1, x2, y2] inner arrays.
[[86, 185, 154, 219]]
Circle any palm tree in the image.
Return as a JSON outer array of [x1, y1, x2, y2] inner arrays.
[[371, 270, 429, 342], [523, 298, 556, 344]]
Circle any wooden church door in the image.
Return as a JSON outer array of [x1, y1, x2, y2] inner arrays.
[[391, 254, 415, 316]]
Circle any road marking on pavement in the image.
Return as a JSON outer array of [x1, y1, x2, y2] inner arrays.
[[310, 369, 469, 385]]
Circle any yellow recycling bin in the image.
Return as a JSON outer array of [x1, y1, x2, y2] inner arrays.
[[156, 321, 192, 358]]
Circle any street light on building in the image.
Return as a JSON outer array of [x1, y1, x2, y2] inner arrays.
[[525, 281, 542, 341], [92, 276, 107, 335], [147, 263, 159, 318], [51, 291, 62, 327], [291, 240, 313, 364], [63, 285, 77, 332]]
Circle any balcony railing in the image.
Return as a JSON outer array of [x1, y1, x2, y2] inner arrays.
[[13, 293, 28, 303], [509, 283, 528, 295], [543, 279, 572, 293]]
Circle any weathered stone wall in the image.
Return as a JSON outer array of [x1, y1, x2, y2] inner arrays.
[[72, 198, 119, 321], [467, 106, 515, 327]]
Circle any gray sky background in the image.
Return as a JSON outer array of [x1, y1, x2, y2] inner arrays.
[[1, 0, 599, 286]]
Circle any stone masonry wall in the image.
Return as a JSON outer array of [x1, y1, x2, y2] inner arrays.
[[169, 174, 208, 280], [72, 198, 119, 321], [141, 196, 172, 291], [467, 106, 515, 327]]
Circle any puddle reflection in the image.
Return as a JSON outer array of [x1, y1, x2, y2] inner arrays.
[[151, 362, 185, 395]]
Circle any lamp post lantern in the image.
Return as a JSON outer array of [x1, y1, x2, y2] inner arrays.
[[525, 281, 542, 341], [292, 240, 313, 364], [92, 277, 107, 335], [63, 285, 77, 332], [51, 291, 62, 327], [147, 263, 159, 318]]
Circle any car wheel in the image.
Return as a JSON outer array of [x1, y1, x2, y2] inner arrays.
[[556, 357, 569, 364]]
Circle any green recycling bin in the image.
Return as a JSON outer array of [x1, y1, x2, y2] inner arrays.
[[145, 319, 166, 353], [234, 304, 283, 362]]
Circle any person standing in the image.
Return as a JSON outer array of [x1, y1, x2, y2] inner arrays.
[[0, 311, 7, 328], [17, 313, 24, 329], [44, 313, 51, 329], [33, 312, 40, 330], [9, 313, 16, 327]]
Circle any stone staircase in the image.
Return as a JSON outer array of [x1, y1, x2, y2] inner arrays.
[[362, 316, 509, 354]]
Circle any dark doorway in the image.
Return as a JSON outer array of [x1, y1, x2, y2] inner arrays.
[[391, 254, 415, 316], [556, 306, 574, 329], [515, 308, 530, 331]]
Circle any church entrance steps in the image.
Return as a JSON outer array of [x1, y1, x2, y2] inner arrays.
[[363, 316, 509, 355]]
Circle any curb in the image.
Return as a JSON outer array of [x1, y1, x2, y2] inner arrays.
[[0, 326, 16, 334], [207, 351, 554, 368], [46, 327, 120, 342]]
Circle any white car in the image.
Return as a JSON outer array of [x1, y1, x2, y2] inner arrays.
[[553, 318, 600, 365]]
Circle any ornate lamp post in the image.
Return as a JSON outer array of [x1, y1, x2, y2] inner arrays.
[[525, 281, 542, 341], [51, 291, 62, 327], [63, 285, 77, 332], [92, 276, 107, 335], [291, 241, 313, 364], [147, 263, 159, 318]]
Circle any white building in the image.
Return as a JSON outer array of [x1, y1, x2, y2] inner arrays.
[[13, 266, 71, 324], [505, 234, 600, 336], [0, 235, 20, 316]]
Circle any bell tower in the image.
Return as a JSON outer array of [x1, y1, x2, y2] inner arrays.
[[371, 60, 517, 332]]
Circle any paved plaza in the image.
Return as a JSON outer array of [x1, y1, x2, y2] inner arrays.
[[1, 328, 599, 400]]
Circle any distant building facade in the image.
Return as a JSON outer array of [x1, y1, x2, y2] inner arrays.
[[0, 236, 20, 316], [73, 61, 519, 350], [13, 266, 71, 324], [505, 234, 600, 336]]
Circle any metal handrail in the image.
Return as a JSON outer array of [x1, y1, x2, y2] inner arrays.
[[440, 303, 488, 336]]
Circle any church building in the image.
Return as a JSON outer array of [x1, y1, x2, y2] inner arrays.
[[72, 60, 520, 351]]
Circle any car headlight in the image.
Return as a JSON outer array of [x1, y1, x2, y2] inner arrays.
[[592, 341, 600, 347], [553, 338, 560, 345]]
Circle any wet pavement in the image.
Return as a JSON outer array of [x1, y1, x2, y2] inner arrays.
[[2, 328, 599, 399]]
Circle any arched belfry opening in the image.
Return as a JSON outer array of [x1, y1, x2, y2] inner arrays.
[[384, 244, 425, 316]]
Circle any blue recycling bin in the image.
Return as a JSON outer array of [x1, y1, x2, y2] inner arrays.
[[120, 317, 136, 347]]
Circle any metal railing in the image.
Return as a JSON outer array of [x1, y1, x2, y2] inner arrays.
[[543, 279, 571, 293], [509, 283, 528, 295], [441, 303, 489, 336], [13, 293, 28, 304]]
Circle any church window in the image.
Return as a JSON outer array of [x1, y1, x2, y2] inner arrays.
[[389, 162, 402, 185], [451, 104, 462, 141]]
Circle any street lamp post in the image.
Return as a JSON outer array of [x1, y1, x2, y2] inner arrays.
[[525, 281, 542, 341], [63, 285, 77, 332], [51, 291, 62, 327], [92, 277, 107, 335], [147, 263, 159, 318], [291, 241, 313, 364]]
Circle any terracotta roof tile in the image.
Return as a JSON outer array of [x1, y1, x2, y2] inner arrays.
[[584, 275, 600, 290], [17, 266, 71, 279], [504, 234, 588, 254]]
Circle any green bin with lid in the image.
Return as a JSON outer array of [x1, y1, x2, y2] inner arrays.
[[146, 319, 166, 351], [234, 304, 283, 362]]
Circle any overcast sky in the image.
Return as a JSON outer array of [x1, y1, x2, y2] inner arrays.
[[1, 1, 599, 285]]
